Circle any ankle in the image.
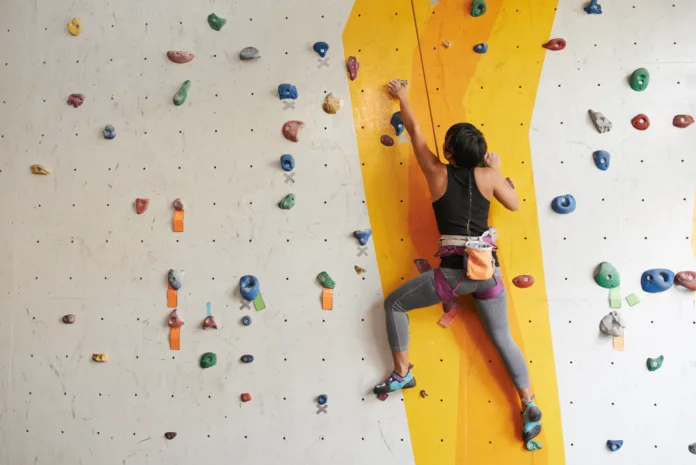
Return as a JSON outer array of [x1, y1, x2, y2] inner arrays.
[[395, 365, 410, 377]]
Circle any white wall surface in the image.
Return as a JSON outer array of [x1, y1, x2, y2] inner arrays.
[[0, 1, 416, 464], [532, 1, 696, 464]]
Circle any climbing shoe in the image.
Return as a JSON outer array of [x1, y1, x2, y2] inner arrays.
[[522, 396, 543, 451], [373, 366, 416, 395]]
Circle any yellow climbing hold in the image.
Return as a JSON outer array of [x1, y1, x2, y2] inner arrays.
[[92, 353, 108, 363], [67, 18, 82, 36], [322, 93, 342, 114], [30, 164, 50, 175]]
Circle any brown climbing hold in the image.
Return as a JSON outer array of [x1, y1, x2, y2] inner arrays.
[[241, 393, 252, 402], [167, 51, 194, 64], [380, 135, 395, 147], [346, 56, 359, 81], [202, 316, 218, 329], [322, 93, 342, 114], [542, 38, 566, 51], [673, 114, 694, 128], [164, 432, 177, 440], [631, 114, 650, 130], [354, 266, 366, 274], [30, 164, 50, 175], [282, 121, 305, 142], [420, 390, 428, 398], [172, 198, 184, 211], [135, 198, 149, 215], [676, 271, 696, 290], [442, 41, 452, 48], [512, 275, 534, 288], [62, 314, 76, 324], [168, 309, 184, 328], [67, 94, 85, 108]]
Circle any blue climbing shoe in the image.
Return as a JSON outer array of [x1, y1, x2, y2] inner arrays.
[[373, 366, 416, 395], [522, 396, 543, 451]]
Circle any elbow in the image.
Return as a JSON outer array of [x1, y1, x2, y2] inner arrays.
[[508, 201, 520, 212]]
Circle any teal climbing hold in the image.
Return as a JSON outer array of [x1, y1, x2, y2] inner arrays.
[[173, 80, 191, 106], [646, 355, 664, 371], [471, 0, 487, 17], [640, 269, 674, 293]]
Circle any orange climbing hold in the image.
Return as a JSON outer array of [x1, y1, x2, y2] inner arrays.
[[321, 288, 333, 310], [173, 210, 184, 232], [167, 284, 178, 308]]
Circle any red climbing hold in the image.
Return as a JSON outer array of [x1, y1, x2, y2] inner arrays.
[[172, 198, 184, 211], [346, 56, 360, 81], [202, 316, 218, 329], [673, 114, 694, 128], [381, 135, 395, 147], [164, 432, 177, 440], [67, 93, 85, 108], [135, 198, 149, 215], [377, 393, 388, 401], [676, 271, 696, 290], [282, 120, 305, 142], [241, 393, 252, 402], [168, 309, 184, 328], [512, 275, 534, 288], [631, 114, 650, 130], [542, 38, 566, 51], [167, 51, 194, 64]]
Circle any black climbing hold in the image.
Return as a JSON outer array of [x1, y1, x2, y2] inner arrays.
[[473, 43, 488, 54], [278, 83, 298, 100], [551, 195, 576, 214], [164, 432, 177, 440], [240, 47, 261, 60], [242, 315, 252, 326], [313, 42, 329, 57], [640, 269, 675, 293], [593, 150, 610, 171], [390, 112, 404, 136], [241, 354, 254, 364], [280, 154, 295, 172], [689, 442, 696, 454], [584, 0, 602, 14], [317, 394, 328, 405], [607, 440, 623, 451]]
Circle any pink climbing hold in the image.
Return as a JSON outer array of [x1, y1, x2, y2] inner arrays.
[[282, 120, 305, 142], [380, 135, 395, 147], [67, 94, 85, 108], [346, 56, 360, 81], [676, 271, 696, 290], [377, 393, 388, 401], [202, 316, 218, 329], [542, 38, 566, 51], [167, 51, 195, 64], [168, 309, 184, 328]]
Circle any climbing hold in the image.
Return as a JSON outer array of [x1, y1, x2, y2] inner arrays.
[[167, 51, 195, 64], [588, 109, 612, 133], [381, 135, 395, 147], [202, 316, 218, 329], [278, 194, 296, 210], [631, 114, 650, 130], [241, 315, 252, 326], [377, 393, 388, 401], [420, 390, 428, 398], [62, 314, 76, 324], [542, 38, 566, 51], [239, 275, 260, 301], [280, 154, 295, 172], [30, 164, 50, 175], [173, 80, 191, 106], [278, 84, 298, 100], [354, 266, 366, 274], [313, 42, 329, 57], [92, 353, 108, 363], [675, 271, 696, 290], [471, 0, 487, 16], [391, 112, 405, 136], [599, 311, 625, 337], [673, 114, 694, 128], [282, 120, 305, 142], [346, 56, 360, 81], [200, 352, 217, 369], [592, 150, 610, 171], [103, 124, 116, 140], [241, 354, 254, 364], [442, 41, 452, 48], [629, 68, 649, 92], [322, 93, 342, 114], [172, 198, 184, 211], [353, 229, 372, 246], [317, 394, 328, 405], [135, 198, 149, 215], [168, 269, 185, 291], [512, 275, 534, 288], [167, 309, 184, 328], [689, 443, 696, 454], [67, 18, 82, 36], [593, 262, 620, 289], [241, 393, 252, 402], [207, 13, 226, 31], [239, 47, 261, 60], [607, 440, 623, 452], [317, 271, 336, 289], [584, 0, 602, 14], [473, 43, 488, 54], [67, 94, 85, 108], [646, 355, 664, 371], [551, 194, 576, 214], [640, 269, 675, 293], [164, 432, 177, 440]]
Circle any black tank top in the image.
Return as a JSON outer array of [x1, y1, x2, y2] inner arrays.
[[432, 166, 492, 269]]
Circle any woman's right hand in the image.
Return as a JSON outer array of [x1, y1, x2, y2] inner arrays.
[[388, 79, 408, 100], [483, 151, 500, 171]]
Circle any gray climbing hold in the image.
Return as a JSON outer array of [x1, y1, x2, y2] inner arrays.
[[588, 109, 612, 133], [168, 269, 185, 290], [599, 311, 625, 337], [62, 314, 76, 324], [689, 442, 696, 454], [103, 124, 116, 140], [240, 47, 261, 60]]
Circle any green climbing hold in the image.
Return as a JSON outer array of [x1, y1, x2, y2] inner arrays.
[[630, 68, 649, 92], [173, 80, 191, 106], [200, 352, 217, 369], [471, 0, 487, 17], [207, 13, 226, 31], [278, 194, 295, 210], [646, 355, 663, 372], [317, 271, 335, 289], [593, 262, 620, 289]]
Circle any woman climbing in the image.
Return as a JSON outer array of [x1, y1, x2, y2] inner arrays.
[[373, 80, 542, 451]]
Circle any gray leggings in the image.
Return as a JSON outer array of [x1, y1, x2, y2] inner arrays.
[[384, 267, 530, 390]]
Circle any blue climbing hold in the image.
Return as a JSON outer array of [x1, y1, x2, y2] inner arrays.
[[103, 124, 116, 140], [242, 315, 252, 326], [473, 43, 488, 54], [280, 154, 295, 172], [240, 275, 260, 301], [593, 150, 610, 171], [551, 195, 576, 214], [353, 229, 372, 246], [391, 112, 404, 136], [241, 354, 254, 363], [584, 0, 602, 14], [606, 440, 623, 451], [313, 42, 329, 57], [317, 394, 328, 405], [278, 83, 298, 100], [640, 269, 675, 293]]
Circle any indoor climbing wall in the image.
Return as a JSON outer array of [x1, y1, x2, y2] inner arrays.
[[0, 1, 417, 464], [531, 1, 696, 464]]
